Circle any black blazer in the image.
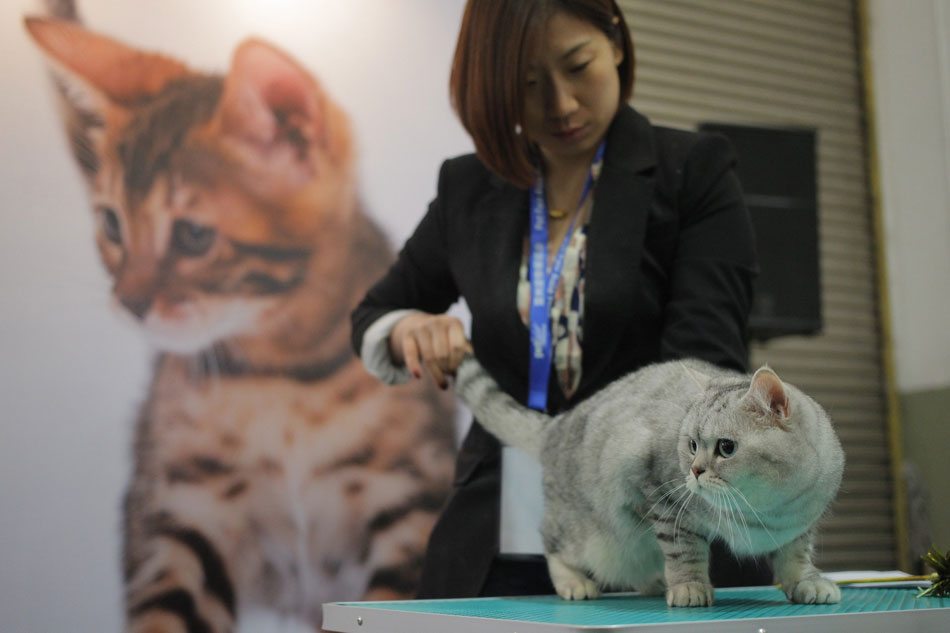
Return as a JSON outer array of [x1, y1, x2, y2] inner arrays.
[[351, 105, 758, 597]]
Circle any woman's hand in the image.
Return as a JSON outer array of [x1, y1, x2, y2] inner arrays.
[[390, 312, 472, 389]]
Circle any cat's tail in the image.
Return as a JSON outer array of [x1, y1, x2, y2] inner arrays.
[[453, 356, 547, 458]]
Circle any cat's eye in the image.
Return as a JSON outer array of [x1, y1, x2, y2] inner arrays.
[[716, 439, 737, 458], [172, 219, 216, 256], [99, 207, 122, 244], [688, 438, 697, 454]]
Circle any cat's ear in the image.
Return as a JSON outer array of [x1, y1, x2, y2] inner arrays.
[[743, 366, 791, 426], [680, 362, 712, 393], [23, 17, 191, 111], [209, 39, 344, 186]]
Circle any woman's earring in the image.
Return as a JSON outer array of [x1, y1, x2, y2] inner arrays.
[[515, 123, 523, 135]]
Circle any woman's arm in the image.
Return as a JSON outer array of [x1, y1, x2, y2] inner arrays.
[[350, 160, 470, 387]]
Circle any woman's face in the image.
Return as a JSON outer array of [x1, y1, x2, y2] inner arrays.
[[521, 11, 623, 171]]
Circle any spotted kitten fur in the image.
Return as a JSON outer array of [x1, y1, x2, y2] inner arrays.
[[454, 356, 844, 607], [25, 10, 455, 632]]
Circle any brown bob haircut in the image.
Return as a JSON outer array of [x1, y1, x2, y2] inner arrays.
[[450, 0, 635, 189]]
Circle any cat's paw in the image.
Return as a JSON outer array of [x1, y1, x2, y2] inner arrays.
[[547, 554, 601, 600], [553, 575, 601, 600], [785, 576, 841, 604], [666, 582, 714, 607]]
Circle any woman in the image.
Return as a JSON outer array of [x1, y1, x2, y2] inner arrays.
[[350, 0, 766, 598]]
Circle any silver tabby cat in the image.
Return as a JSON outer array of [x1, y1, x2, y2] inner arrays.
[[454, 356, 844, 607]]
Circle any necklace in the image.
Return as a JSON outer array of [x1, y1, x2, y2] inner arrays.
[[548, 208, 568, 219]]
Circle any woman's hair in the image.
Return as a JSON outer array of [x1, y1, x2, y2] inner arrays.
[[450, 0, 634, 188]]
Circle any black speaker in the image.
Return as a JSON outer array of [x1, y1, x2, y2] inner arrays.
[[699, 122, 822, 341]]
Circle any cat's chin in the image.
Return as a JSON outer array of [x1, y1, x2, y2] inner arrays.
[[144, 331, 220, 354], [112, 298, 260, 354], [138, 314, 252, 354]]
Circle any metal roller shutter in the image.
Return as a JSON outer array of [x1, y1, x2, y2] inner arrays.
[[619, 0, 896, 570]]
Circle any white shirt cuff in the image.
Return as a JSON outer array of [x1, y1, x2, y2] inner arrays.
[[359, 309, 419, 385]]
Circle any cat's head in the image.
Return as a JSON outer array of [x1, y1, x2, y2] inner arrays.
[[24, 17, 356, 354], [678, 365, 844, 521]]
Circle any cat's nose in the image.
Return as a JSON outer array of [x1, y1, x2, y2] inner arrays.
[[120, 294, 154, 320], [691, 465, 705, 479]]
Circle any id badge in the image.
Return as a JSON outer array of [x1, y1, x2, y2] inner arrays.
[[499, 445, 545, 554]]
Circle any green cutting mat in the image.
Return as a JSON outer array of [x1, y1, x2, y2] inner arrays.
[[324, 587, 950, 633]]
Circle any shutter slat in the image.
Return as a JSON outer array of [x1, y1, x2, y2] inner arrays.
[[621, 0, 893, 571]]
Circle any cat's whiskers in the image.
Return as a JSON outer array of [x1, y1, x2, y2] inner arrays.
[[723, 492, 742, 543], [644, 482, 693, 545], [637, 479, 689, 531], [723, 488, 754, 551], [724, 491, 743, 547], [656, 484, 692, 526], [672, 489, 694, 546], [709, 488, 726, 535], [648, 477, 688, 501], [724, 489, 746, 544], [714, 490, 725, 536], [730, 485, 779, 549]]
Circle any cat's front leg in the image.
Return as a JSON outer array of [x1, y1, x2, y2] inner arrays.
[[124, 506, 239, 633], [770, 532, 841, 604], [654, 524, 714, 607], [546, 553, 601, 600]]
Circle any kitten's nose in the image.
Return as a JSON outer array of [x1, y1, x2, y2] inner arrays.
[[120, 294, 154, 320], [691, 465, 705, 479], [115, 260, 158, 320]]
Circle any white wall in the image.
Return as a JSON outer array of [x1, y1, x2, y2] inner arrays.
[[866, 0, 950, 393], [866, 0, 950, 555]]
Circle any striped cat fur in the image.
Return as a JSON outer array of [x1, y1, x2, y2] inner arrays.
[[454, 355, 844, 607]]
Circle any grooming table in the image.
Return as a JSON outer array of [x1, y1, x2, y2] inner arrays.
[[324, 586, 949, 633]]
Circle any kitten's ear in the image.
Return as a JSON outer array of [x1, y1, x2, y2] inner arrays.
[[24, 17, 191, 110], [743, 366, 791, 425], [210, 39, 345, 185], [681, 362, 712, 393]]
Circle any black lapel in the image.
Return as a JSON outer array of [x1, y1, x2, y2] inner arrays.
[[579, 106, 658, 401], [470, 175, 532, 395]]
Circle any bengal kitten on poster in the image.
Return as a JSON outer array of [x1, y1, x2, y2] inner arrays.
[[24, 11, 455, 632]]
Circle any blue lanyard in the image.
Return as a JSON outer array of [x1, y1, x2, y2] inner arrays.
[[527, 141, 605, 411]]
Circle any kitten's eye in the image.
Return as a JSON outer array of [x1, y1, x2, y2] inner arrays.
[[99, 207, 122, 244], [716, 439, 737, 458], [688, 438, 697, 454], [172, 219, 216, 256]]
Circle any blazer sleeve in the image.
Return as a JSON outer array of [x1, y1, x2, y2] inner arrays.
[[350, 160, 462, 356], [659, 134, 759, 372]]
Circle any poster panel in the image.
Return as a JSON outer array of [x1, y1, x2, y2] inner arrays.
[[0, 1, 471, 631]]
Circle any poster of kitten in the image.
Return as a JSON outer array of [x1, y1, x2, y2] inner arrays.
[[11, 1, 462, 631]]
